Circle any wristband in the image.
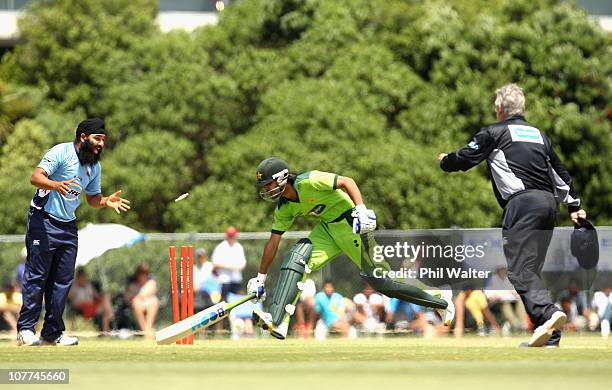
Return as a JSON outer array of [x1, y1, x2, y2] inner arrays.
[[257, 273, 267, 282]]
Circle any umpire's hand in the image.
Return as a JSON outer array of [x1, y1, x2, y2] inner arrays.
[[570, 209, 587, 224]]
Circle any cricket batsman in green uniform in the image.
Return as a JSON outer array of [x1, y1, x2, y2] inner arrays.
[[247, 157, 454, 339]]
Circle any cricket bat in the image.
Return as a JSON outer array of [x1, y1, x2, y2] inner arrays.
[[155, 293, 256, 345]]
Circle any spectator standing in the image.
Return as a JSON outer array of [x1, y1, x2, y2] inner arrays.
[[212, 226, 247, 299]]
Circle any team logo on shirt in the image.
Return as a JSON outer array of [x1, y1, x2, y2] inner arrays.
[[467, 141, 479, 150], [63, 181, 83, 201], [36, 189, 50, 198], [509, 125, 544, 144], [308, 204, 326, 216]]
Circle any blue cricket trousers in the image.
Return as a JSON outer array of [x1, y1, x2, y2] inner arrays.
[[17, 208, 78, 340]]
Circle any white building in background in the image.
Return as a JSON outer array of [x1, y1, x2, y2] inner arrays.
[[580, 0, 612, 31], [0, 0, 229, 49], [0, 0, 610, 50], [156, 0, 227, 33]]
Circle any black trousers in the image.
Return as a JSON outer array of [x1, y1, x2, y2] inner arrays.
[[502, 190, 561, 345], [18, 208, 78, 340]]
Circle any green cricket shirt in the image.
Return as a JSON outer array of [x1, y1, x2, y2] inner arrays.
[[271, 171, 355, 234]]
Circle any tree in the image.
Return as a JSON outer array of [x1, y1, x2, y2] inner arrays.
[[0, 120, 49, 233], [2, 0, 157, 115], [165, 77, 499, 232], [0, 0, 610, 233], [0, 80, 42, 147]]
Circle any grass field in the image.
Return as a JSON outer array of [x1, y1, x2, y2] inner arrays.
[[1, 335, 611, 390]]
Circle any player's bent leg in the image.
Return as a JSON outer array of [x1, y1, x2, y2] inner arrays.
[[269, 238, 312, 339], [253, 238, 313, 340], [360, 273, 447, 310], [360, 272, 455, 325], [333, 224, 455, 326]]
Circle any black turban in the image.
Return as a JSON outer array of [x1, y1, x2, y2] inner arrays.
[[76, 118, 107, 139]]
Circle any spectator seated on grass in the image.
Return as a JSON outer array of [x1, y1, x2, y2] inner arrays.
[[0, 281, 22, 333], [314, 281, 352, 338], [227, 291, 262, 340], [485, 266, 528, 335], [592, 286, 612, 339], [293, 278, 316, 338], [385, 297, 427, 336], [454, 286, 500, 337], [557, 279, 597, 332], [125, 264, 159, 336], [67, 268, 114, 334], [15, 247, 27, 291], [352, 283, 387, 334]]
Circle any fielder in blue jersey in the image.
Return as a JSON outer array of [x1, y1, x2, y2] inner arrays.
[[17, 118, 130, 346]]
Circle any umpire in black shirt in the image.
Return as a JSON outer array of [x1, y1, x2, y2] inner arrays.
[[438, 84, 587, 347]]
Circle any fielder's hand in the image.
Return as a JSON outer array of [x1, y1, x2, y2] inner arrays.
[[437, 153, 448, 162], [570, 209, 587, 224], [105, 190, 131, 214], [247, 273, 266, 302], [54, 178, 77, 196], [352, 204, 377, 234]]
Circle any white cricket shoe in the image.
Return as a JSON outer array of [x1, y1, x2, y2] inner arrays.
[[16, 330, 40, 346], [42, 333, 79, 346], [601, 319, 610, 340], [252, 309, 274, 332], [271, 322, 288, 340], [527, 311, 567, 347], [432, 289, 455, 326]]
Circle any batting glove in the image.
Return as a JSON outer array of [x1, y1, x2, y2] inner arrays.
[[352, 204, 377, 234], [247, 273, 267, 302]]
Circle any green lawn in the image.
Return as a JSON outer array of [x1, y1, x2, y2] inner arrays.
[[1, 335, 610, 390]]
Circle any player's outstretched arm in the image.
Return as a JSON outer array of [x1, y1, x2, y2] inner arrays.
[[86, 190, 131, 214], [438, 127, 495, 172], [30, 167, 76, 196], [259, 232, 282, 274], [336, 176, 363, 206], [247, 233, 282, 302]]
